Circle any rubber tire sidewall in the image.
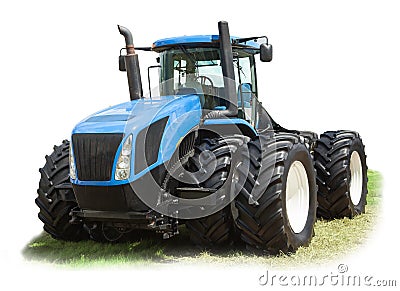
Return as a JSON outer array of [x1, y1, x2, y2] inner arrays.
[[281, 143, 317, 250], [349, 139, 368, 214]]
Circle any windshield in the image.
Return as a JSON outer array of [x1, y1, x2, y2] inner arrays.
[[159, 47, 219, 96], [159, 47, 257, 97], [158, 46, 261, 125]]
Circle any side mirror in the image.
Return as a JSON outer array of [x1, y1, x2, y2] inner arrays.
[[260, 43, 273, 62], [119, 55, 126, 71]]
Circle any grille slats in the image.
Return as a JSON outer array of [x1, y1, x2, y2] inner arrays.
[[72, 133, 123, 181]]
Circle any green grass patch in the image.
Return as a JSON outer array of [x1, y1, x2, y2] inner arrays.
[[23, 170, 382, 268], [23, 233, 171, 267], [366, 169, 382, 206]]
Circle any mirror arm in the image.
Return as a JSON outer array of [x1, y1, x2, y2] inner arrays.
[[233, 36, 269, 45]]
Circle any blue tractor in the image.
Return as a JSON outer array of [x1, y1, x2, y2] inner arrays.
[[36, 21, 368, 254]]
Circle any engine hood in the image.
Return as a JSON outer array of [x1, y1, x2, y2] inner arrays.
[[71, 94, 202, 186], [73, 95, 200, 134]]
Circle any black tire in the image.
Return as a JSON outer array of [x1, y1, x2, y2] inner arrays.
[[185, 136, 244, 247], [35, 140, 88, 241], [314, 130, 368, 219], [299, 131, 318, 151], [234, 133, 317, 254]]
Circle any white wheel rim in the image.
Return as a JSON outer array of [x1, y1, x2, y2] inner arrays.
[[350, 151, 363, 205], [285, 161, 310, 234]]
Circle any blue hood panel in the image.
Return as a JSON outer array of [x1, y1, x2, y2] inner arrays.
[[73, 95, 190, 134], [71, 95, 202, 186]]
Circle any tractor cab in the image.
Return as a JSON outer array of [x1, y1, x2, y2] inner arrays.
[[119, 24, 272, 128], [154, 35, 272, 127]]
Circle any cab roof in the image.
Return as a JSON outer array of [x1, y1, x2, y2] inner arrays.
[[152, 35, 261, 51]]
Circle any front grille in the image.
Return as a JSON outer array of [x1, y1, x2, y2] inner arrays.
[[72, 133, 123, 181]]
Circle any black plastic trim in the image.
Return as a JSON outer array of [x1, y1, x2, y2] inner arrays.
[[72, 184, 149, 212], [134, 117, 169, 174]]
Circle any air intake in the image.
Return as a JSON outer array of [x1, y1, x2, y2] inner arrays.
[[72, 133, 123, 181]]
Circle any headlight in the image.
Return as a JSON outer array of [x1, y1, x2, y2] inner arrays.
[[69, 146, 77, 180], [115, 135, 132, 180]]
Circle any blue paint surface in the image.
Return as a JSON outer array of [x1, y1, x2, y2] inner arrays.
[[71, 94, 202, 186], [153, 35, 261, 50]]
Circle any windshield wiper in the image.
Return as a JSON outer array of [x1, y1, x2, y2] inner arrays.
[[234, 59, 247, 78], [178, 45, 197, 64]]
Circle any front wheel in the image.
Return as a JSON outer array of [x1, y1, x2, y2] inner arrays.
[[35, 140, 88, 241], [184, 137, 245, 247], [234, 133, 317, 254]]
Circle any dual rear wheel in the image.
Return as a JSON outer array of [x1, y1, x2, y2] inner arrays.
[[183, 133, 317, 253], [233, 133, 317, 254]]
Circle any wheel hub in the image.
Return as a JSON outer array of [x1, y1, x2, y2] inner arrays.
[[286, 161, 310, 234], [349, 151, 363, 205]]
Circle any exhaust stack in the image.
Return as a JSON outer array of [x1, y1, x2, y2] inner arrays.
[[118, 25, 143, 100], [217, 21, 238, 117]]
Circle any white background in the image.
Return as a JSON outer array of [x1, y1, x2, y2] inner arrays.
[[0, 0, 399, 290]]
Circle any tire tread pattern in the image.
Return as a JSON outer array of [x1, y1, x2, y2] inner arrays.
[[235, 133, 313, 254], [35, 140, 88, 241], [185, 136, 245, 247], [314, 130, 368, 219]]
